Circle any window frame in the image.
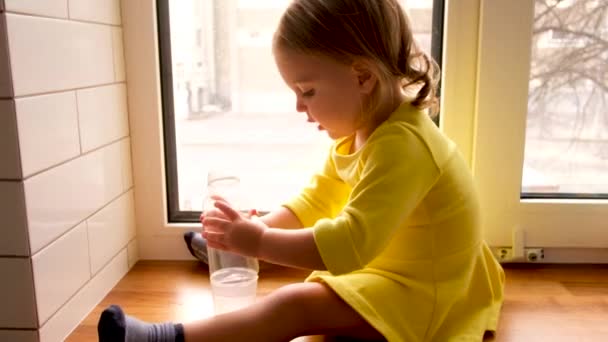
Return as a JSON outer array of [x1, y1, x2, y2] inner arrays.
[[126, 0, 607, 261], [472, 0, 608, 250]]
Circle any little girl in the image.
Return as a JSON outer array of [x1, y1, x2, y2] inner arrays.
[[98, 0, 505, 341]]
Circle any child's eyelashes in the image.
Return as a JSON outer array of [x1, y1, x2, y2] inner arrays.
[[302, 89, 315, 97]]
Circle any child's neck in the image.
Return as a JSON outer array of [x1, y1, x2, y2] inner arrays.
[[352, 91, 407, 153]]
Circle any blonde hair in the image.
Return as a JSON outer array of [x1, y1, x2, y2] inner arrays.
[[273, 0, 440, 119]]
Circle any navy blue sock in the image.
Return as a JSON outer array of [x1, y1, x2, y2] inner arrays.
[[98, 305, 180, 342], [174, 323, 185, 342]]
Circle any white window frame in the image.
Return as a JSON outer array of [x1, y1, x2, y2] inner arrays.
[[124, 0, 608, 261], [471, 1, 608, 261]]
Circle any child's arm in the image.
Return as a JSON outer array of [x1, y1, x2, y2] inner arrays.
[[258, 227, 325, 270], [255, 208, 322, 270], [203, 201, 326, 270], [259, 206, 304, 229], [205, 194, 303, 229]]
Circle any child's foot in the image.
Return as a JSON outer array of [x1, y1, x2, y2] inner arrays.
[[97, 305, 185, 342], [184, 231, 209, 264]]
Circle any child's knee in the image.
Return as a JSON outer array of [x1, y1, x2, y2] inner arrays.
[[269, 283, 327, 318], [272, 283, 345, 322], [271, 283, 317, 308]]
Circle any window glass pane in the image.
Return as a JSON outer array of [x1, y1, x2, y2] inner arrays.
[[522, 0, 608, 196], [168, 0, 436, 212]]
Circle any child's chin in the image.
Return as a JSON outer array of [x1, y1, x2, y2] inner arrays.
[[326, 131, 344, 140]]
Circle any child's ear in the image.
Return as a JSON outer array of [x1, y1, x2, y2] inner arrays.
[[352, 61, 378, 95]]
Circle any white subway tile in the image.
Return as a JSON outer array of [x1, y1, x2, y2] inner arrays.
[[69, 0, 121, 25], [126, 191, 136, 241], [0, 330, 38, 342], [25, 145, 123, 253], [16, 92, 80, 177], [0, 100, 21, 179], [77, 84, 128, 152], [5, 0, 67, 18], [112, 27, 126, 82], [121, 138, 133, 190], [7, 14, 114, 96], [24, 156, 101, 253], [101, 141, 124, 200], [0, 258, 37, 328], [32, 223, 90, 325], [88, 191, 134, 274], [0, 13, 13, 97], [0, 182, 29, 256], [127, 238, 139, 269], [39, 249, 128, 342]]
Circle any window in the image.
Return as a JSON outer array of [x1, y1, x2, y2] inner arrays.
[[522, 0, 608, 197], [158, 0, 446, 222], [473, 0, 607, 251]]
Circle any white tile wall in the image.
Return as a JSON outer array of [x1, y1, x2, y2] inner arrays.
[[25, 144, 123, 253], [68, 0, 121, 25], [88, 191, 135, 275], [0, 258, 37, 328], [32, 222, 90, 325], [0, 330, 39, 342], [5, 0, 67, 19], [39, 249, 128, 342], [102, 141, 126, 197], [0, 100, 21, 179], [0, 181, 29, 256], [127, 238, 139, 268], [7, 14, 114, 96], [0, 13, 13, 97], [121, 138, 133, 189], [77, 84, 128, 152], [1, 1, 135, 338], [112, 27, 126, 82], [15, 92, 80, 177]]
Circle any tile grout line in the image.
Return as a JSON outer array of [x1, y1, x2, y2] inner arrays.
[[84, 220, 94, 281], [30, 187, 134, 260], [6, 10, 121, 28], [74, 91, 83, 154], [22, 135, 130, 181], [37, 243, 131, 329], [110, 24, 118, 83], [13, 81, 126, 100]]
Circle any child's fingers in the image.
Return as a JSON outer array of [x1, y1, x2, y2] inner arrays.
[[210, 194, 229, 204], [203, 231, 227, 248], [214, 201, 241, 220], [206, 239, 229, 251], [202, 217, 229, 230], [204, 208, 229, 219]]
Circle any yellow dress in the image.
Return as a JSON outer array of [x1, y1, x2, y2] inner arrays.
[[284, 103, 505, 341]]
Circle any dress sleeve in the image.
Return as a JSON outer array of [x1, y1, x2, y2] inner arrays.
[[313, 129, 441, 275], [283, 147, 351, 228]]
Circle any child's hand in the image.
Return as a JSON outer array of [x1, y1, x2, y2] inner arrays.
[[201, 201, 268, 258], [200, 195, 231, 231]]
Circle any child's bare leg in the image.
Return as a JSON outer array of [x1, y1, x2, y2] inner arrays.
[[97, 282, 383, 341], [183, 282, 384, 341]]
